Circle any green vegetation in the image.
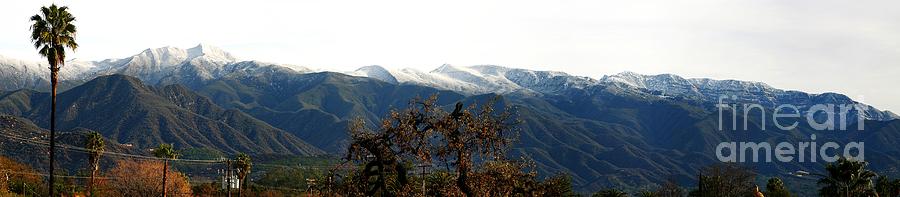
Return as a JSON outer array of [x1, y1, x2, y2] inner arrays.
[[0, 155, 44, 196], [254, 154, 339, 167], [584, 158, 892, 197], [178, 147, 225, 160], [875, 176, 900, 197], [819, 157, 878, 197], [592, 188, 629, 197], [0, 75, 323, 155], [321, 95, 574, 196], [688, 163, 757, 197], [255, 167, 325, 191], [765, 177, 793, 197]]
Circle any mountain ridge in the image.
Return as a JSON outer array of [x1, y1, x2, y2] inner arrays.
[[0, 74, 324, 155], [0, 45, 894, 121]]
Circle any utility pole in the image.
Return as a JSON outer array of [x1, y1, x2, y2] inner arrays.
[[226, 159, 232, 197], [418, 164, 428, 195], [236, 169, 243, 197], [162, 158, 169, 197]]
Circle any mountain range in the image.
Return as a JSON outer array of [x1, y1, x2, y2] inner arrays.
[[1, 44, 898, 193], [2, 44, 895, 122]]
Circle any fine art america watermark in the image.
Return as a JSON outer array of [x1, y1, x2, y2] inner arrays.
[[715, 95, 866, 163]]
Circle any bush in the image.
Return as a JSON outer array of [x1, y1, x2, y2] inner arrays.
[[103, 160, 192, 197]]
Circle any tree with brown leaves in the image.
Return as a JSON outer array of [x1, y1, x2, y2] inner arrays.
[[104, 160, 192, 197], [346, 94, 533, 196]]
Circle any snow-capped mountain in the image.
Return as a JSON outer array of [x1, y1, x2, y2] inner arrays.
[[0, 54, 96, 91], [0, 44, 311, 90], [0, 55, 50, 91], [350, 65, 897, 121], [348, 64, 597, 95], [600, 71, 900, 121], [82, 44, 240, 84], [1, 44, 895, 121]]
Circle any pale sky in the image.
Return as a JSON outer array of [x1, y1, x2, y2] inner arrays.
[[1, 0, 898, 112]]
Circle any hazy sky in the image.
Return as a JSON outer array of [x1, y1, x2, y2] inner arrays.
[[1, 0, 898, 112]]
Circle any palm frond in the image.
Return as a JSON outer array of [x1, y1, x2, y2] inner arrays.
[[30, 4, 78, 64]]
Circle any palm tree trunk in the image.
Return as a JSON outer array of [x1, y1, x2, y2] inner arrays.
[[162, 160, 168, 197], [88, 161, 97, 197], [88, 171, 94, 197], [49, 61, 59, 197]]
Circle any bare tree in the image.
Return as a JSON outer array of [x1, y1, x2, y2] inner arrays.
[[691, 163, 756, 197], [657, 178, 684, 197]]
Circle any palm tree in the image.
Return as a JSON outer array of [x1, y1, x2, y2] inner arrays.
[[819, 157, 878, 197], [152, 144, 179, 197], [592, 189, 629, 197], [233, 153, 252, 197], [84, 131, 104, 197], [765, 177, 793, 197], [875, 176, 900, 197], [29, 4, 78, 196]]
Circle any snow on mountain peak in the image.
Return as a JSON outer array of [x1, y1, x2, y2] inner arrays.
[[120, 44, 237, 70], [348, 64, 597, 95], [350, 65, 398, 84], [129, 46, 191, 68], [1, 44, 895, 121], [187, 43, 237, 63], [600, 71, 897, 121], [601, 71, 779, 95]]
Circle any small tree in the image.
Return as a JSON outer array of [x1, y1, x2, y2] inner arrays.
[[637, 190, 657, 197], [233, 153, 252, 197], [690, 163, 756, 197], [538, 174, 578, 197], [765, 177, 792, 197], [0, 156, 44, 196], [152, 144, 180, 197], [83, 131, 105, 197], [874, 176, 900, 197], [656, 178, 684, 197], [592, 188, 629, 197], [819, 158, 877, 197]]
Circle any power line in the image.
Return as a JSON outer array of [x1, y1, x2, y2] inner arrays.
[[0, 132, 342, 169], [1, 170, 113, 180], [0, 132, 220, 164]]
